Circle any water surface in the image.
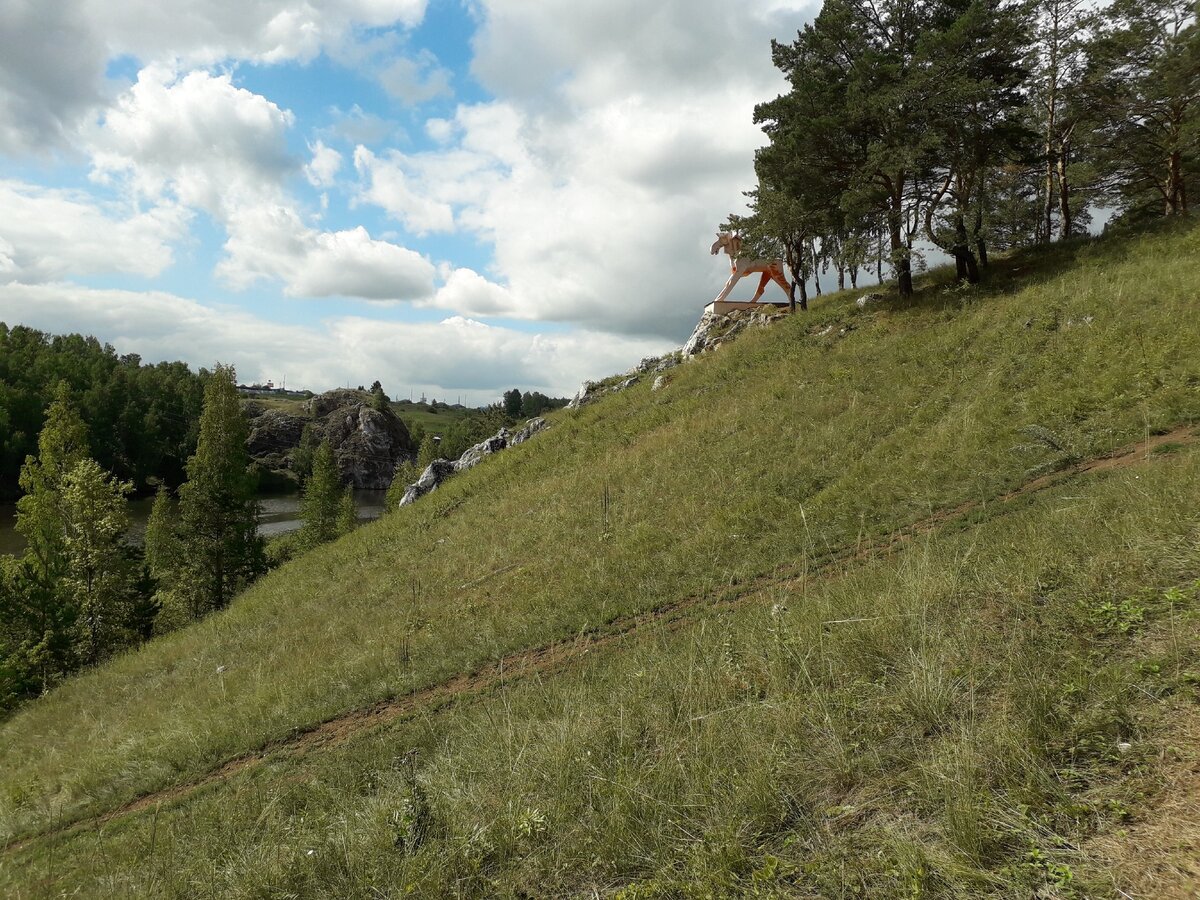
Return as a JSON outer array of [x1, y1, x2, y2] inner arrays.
[[0, 490, 388, 557]]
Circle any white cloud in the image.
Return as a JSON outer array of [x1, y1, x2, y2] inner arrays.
[[354, 146, 458, 235], [429, 267, 516, 316], [0, 180, 188, 283], [218, 204, 436, 301], [0, 0, 429, 155], [83, 67, 436, 304], [348, 0, 817, 340], [0, 282, 672, 400], [305, 140, 343, 187], [90, 65, 296, 214], [379, 50, 453, 105]]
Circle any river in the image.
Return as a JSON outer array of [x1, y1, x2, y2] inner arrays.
[[0, 490, 389, 557]]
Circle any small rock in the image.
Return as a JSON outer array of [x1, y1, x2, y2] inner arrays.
[[651, 375, 666, 392], [1118, 741, 1132, 754], [613, 376, 639, 392], [856, 292, 885, 309]]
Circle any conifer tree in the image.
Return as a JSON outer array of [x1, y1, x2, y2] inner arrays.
[[174, 365, 264, 619], [16, 381, 89, 579], [59, 458, 134, 664], [299, 440, 343, 548], [5, 383, 91, 695]]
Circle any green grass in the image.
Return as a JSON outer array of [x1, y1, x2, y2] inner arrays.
[[388, 399, 477, 435], [1, 223, 1199, 896]]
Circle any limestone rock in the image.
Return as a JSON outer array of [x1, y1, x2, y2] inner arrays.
[[245, 409, 307, 457], [510, 417, 548, 445], [454, 429, 510, 473], [398, 459, 457, 507], [397, 418, 550, 507], [243, 389, 415, 490], [856, 292, 885, 309]]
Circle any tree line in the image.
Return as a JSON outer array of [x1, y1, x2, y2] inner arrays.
[[0, 323, 205, 499], [736, 0, 1198, 308]]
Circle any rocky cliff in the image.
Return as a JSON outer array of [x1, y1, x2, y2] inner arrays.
[[244, 389, 415, 490]]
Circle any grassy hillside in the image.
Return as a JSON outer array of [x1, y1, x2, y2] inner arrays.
[[1, 224, 1199, 897]]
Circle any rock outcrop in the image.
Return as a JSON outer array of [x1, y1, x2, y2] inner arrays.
[[683, 305, 787, 357], [243, 390, 415, 490], [398, 417, 549, 507], [567, 353, 680, 411]]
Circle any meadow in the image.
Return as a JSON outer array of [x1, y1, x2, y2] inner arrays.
[[1, 222, 1198, 897]]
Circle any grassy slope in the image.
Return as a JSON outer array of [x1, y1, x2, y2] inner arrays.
[[2, 224, 1199, 896]]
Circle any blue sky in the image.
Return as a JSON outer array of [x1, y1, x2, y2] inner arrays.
[[0, 0, 814, 403]]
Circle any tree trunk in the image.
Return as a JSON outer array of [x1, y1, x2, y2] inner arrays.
[[976, 238, 989, 269], [953, 214, 980, 284], [890, 219, 912, 297], [850, 268, 858, 289], [1044, 135, 1056, 243], [811, 239, 822, 296], [1168, 150, 1184, 215], [836, 266, 845, 291], [1057, 142, 1072, 237]]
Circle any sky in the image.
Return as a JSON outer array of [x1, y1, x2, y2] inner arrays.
[[0, 0, 816, 404]]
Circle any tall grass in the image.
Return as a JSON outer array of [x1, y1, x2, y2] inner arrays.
[[1, 223, 1198, 892], [6, 445, 1198, 897]]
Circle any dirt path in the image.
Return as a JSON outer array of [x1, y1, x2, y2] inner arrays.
[[6, 423, 1197, 854]]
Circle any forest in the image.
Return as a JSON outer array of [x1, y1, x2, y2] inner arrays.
[[734, 0, 1198, 307], [0, 323, 205, 499]]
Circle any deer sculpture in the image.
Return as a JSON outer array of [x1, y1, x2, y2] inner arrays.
[[709, 232, 790, 303]]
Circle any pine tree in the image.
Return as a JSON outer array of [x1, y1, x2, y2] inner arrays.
[[59, 458, 134, 665], [175, 365, 264, 619], [299, 440, 343, 548], [6, 383, 90, 695], [16, 381, 89, 579]]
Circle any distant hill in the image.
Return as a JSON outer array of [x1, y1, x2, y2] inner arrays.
[[2, 223, 1199, 897]]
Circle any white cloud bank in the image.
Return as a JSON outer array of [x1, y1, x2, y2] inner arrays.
[[0, 282, 671, 401], [0, 0, 428, 154]]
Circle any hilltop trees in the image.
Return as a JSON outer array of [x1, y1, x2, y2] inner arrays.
[[0, 323, 204, 500], [741, 0, 1198, 299], [1083, 0, 1199, 220]]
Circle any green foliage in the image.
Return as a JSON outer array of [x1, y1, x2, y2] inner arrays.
[[502, 388, 523, 418], [0, 323, 203, 499], [58, 459, 135, 665], [386, 460, 421, 511], [370, 381, 390, 412], [14, 382, 89, 580], [415, 433, 441, 469], [299, 440, 343, 549], [336, 487, 357, 538], [290, 423, 319, 480], [1081, 0, 1199, 222], [174, 364, 264, 620]]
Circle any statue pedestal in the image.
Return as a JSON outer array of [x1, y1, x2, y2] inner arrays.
[[706, 300, 789, 315]]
